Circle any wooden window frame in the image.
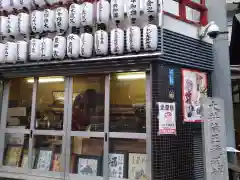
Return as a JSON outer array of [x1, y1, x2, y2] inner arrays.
[[163, 0, 208, 26]]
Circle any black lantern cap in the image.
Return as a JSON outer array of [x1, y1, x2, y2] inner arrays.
[[131, 18, 136, 25], [97, 23, 107, 31], [84, 25, 93, 33]]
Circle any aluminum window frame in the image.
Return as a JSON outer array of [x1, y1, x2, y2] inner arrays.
[[0, 71, 152, 180]]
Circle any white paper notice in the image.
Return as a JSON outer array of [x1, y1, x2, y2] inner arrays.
[[157, 102, 176, 135]]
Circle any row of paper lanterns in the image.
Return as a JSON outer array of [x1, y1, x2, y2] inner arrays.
[[0, 0, 158, 36], [0, 24, 158, 63]]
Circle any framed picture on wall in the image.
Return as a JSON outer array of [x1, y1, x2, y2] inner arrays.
[[108, 153, 127, 178], [4, 145, 23, 166], [128, 153, 147, 180], [75, 155, 102, 176], [34, 148, 53, 171]]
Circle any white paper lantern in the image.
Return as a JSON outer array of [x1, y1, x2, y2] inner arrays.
[[0, 16, 8, 36], [67, 34, 80, 58], [43, 9, 56, 32], [17, 41, 28, 62], [46, 0, 59, 5], [69, 3, 81, 28], [143, 24, 157, 51], [53, 36, 66, 59], [18, 13, 30, 34], [13, 0, 22, 9], [21, 0, 31, 8], [127, 0, 140, 19], [14, 0, 31, 9], [96, 0, 110, 25], [40, 38, 53, 60], [2, 0, 13, 11], [126, 26, 141, 52], [80, 32, 93, 57], [5, 42, 17, 63], [95, 30, 108, 55], [31, 10, 44, 33], [144, 0, 157, 16], [33, 0, 46, 7], [0, 43, 6, 63], [110, 28, 124, 55], [110, 0, 124, 22], [55, 7, 69, 33], [30, 38, 41, 60], [80, 2, 93, 26], [7, 15, 19, 36]]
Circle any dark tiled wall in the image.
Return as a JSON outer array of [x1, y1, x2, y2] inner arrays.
[[151, 62, 210, 180]]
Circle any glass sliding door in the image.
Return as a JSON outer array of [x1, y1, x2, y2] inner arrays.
[[107, 72, 148, 180], [65, 75, 106, 180], [0, 71, 152, 180], [0, 79, 33, 175], [0, 77, 67, 179], [29, 76, 66, 178]]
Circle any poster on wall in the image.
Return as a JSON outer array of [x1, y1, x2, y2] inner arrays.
[[157, 102, 176, 135], [182, 69, 208, 122], [201, 97, 228, 180]]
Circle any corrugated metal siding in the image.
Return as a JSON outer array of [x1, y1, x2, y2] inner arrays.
[[0, 28, 213, 78]]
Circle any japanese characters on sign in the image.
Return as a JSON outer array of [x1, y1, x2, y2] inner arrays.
[[112, 0, 119, 19], [202, 97, 228, 180], [31, 11, 37, 32], [56, 8, 63, 32], [53, 36, 59, 58], [128, 0, 140, 19], [128, 153, 147, 180], [157, 102, 176, 135], [108, 153, 125, 178]]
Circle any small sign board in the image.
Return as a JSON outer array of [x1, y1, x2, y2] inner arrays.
[[201, 97, 229, 180], [157, 102, 176, 135]]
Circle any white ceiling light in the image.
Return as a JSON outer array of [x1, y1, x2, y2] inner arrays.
[[27, 77, 64, 83], [117, 72, 146, 80]]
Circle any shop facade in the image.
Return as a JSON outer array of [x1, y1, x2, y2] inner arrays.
[[0, 0, 225, 180]]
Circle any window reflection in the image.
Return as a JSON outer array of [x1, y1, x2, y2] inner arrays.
[[3, 133, 29, 167], [186, 7, 200, 23], [70, 136, 103, 176], [110, 72, 146, 133], [108, 138, 146, 179], [32, 135, 62, 172], [35, 76, 65, 130], [71, 76, 105, 131], [163, 0, 179, 16], [7, 78, 33, 128]]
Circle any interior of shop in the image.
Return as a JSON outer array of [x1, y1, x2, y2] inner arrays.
[[232, 80, 240, 152], [3, 72, 147, 179]]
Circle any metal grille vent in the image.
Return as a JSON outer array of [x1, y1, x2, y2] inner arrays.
[[161, 29, 214, 70]]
